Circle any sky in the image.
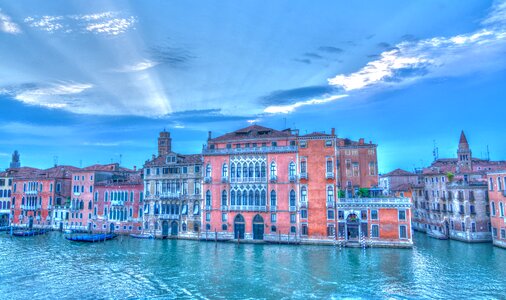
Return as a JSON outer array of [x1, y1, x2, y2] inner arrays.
[[1, 0, 506, 173]]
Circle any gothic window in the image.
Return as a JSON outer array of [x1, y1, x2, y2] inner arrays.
[[270, 190, 277, 208], [261, 190, 266, 206], [88, 201, 92, 210], [248, 163, 254, 178], [326, 158, 333, 173], [270, 161, 277, 178], [221, 190, 228, 206], [193, 201, 200, 215], [261, 162, 266, 178], [205, 190, 211, 206], [248, 190, 254, 206], [237, 164, 242, 179], [231, 191, 236, 206], [289, 162, 296, 177], [222, 163, 228, 178], [327, 186, 334, 202], [231, 163, 236, 179], [289, 190, 296, 207], [300, 159, 307, 174], [255, 162, 260, 178], [254, 190, 260, 206], [205, 164, 211, 177], [242, 191, 248, 206], [242, 163, 248, 178], [301, 186, 307, 202]]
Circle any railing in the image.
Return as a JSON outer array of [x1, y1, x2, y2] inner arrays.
[[326, 172, 334, 179], [300, 201, 308, 208], [270, 176, 277, 183], [221, 205, 228, 211], [229, 205, 267, 212], [270, 206, 277, 212], [230, 177, 266, 184], [221, 177, 228, 183], [204, 177, 212, 183], [73, 192, 81, 196], [300, 173, 308, 180], [289, 175, 296, 182], [326, 201, 334, 208], [159, 193, 182, 199], [111, 200, 124, 206], [289, 206, 297, 212], [203, 145, 297, 155], [205, 205, 212, 211], [338, 198, 411, 204], [25, 190, 38, 195], [158, 214, 179, 220]]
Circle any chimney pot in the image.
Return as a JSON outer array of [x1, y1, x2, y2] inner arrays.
[[331, 128, 335, 136], [359, 138, 365, 145], [208, 131, 212, 140]]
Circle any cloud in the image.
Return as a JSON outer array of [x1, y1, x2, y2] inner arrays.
[[264, 94, 348, 114], [0, 10, 21, 34], [1, 82, 93, 109], [111, 60, 159, 72], [24, 11, 136, 35], [260, 85, 339, 106], [318, 46, 343, 53], [293, 58, 311, 64], [304, 52, 323, 59], [149, 45, 195, 67], [82, 141, 122, 147], [328, 3, 506, 92]]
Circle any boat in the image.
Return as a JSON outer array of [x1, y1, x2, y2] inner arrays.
[[130, 233, 154, 239], [12, 229, 48, 237], [65, 233, 117, 242]]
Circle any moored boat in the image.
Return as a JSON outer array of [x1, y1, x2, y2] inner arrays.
[[12, 229, 48, 237], [130, 233, 154, 239], [65, 233, 117, 242]]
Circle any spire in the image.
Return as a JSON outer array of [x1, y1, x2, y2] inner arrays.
[[459, 130, 468, 146]]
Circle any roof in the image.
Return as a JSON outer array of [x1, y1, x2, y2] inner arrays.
[[209, 125, 293, 142], [383, 168, 416, 177], [9, 165, 79, 180], [79, 163, 132, 172], [144, 152, 202, 167], [300, 132, 334, 138], [459, 130, 469, 145], [390, 183, 413, 192]]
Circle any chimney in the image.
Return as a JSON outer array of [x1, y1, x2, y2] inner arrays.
[[208, 131, 212, 140], [359, 138, 365, 145], [133, 166, 137, 171], [331, 128, 335, 136], [152, 154, 156, 160]]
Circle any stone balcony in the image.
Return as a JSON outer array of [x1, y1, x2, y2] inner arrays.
[[337, 197, 412, 208], [228, 205, 267, 212]]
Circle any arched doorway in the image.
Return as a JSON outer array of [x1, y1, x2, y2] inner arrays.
[[109, 223, 115, 233], [252, 214, 264, 240], [346, 213, 360, 240], [234, 214, 245, 239], [171, 221, 178, 236], [162, 221, 169, 237]]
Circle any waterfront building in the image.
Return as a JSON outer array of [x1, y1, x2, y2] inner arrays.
[[379, 169, 419, 196], [10, 166, 78, 229], [202, 125, 412, 247], [487, 171, 506, 249], [143, 131, 203, 238], [0, 171, 12, 226], [412, 131, 506, 242], [68, 163, 142, 234]]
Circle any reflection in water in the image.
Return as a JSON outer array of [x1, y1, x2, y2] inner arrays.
[[0, 232, 505, 299]]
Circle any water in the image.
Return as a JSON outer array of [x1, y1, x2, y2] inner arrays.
[[0, 232, 505, 299]]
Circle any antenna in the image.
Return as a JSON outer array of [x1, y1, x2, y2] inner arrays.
[[53, 156, 58, 167], [283, 117, 287, 128], [487, 145, 490, 161], [432, 140, 439, 161], [119, 154, 122, 165], [79, 160, 82, 168]]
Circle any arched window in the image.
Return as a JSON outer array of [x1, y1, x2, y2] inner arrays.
[[205, 190, 211, 206], [129, 207, 133, 217], [104, 191, 108, 202], [289, 162, 296, 177], [301, 186, 307, 202], [290, 190, 296, 207], [248, 163, 254, 178], [300, 159, 307, 174], [327, 186, 334, 202], [255, 162, 260, 178], [500, 202, 505, 217], [237, 163, 242, 179], [222, 163, 228, 179], [242, 191, 247, 206], [231, 191, 236, 206], [254, 190, 260, 206], [80, 200, 84, 210], [270, 190, 277, 208], [498, 177, 503, 191], [231, 163, 236, 179], [221, 190, 228, 206], [490, 178, 494, 190], [248, 190, 254, 206], [205, 163, 211, 177], [193, 201, 200, 215], [326, 158, 333, 173], [270, 161, 277, 178], [261, 190, 266, 206], [243, 163, 248, 179], [88, 201, 92, 210], [261, 162, 266, 178]]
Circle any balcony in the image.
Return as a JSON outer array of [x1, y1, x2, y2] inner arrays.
[[289, 175, 296, 182], [270, 206, 277, 212], [25, 190, 38, 195], [470, 211, 476, 217], [203, 145, 297, 155], [205, 205, 212, 211], [204, 177, 212, 184], [229, 205, 267, 212], [221, 177, 228, 183], [300, 201, 308, 208], [221, 205, 228, 211], [111, 200, 123, 206], [159, 193, 181, 200], [158, 214, 179, 220], [289, 206, 296, 212], [326, 201, 334, 208], [230, 177, 266, 184], [270, 175, 277, 183], [299, 173, 308, 180], [326, 172, 334, 179]]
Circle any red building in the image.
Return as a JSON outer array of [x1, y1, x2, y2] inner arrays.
[[487, 171, 506, 249], [10, 166, 77, 229], [68, 163, 143, 234], [202, 125, 412, 247]]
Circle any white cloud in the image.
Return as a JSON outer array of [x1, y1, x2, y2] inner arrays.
[[2, 82, 93, 109], [328, 1, 506, 92], [24, 11, 136, 35], [0, 10, 21, 34], [112, 60, 159, 72], [264, 95, 348, 114], [82, 142, 120, 147]]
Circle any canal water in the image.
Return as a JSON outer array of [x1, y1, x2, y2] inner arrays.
[[1, 232, 505, 299]]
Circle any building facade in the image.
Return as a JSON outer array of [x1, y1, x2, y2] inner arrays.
[[487, 171, 506, 249], [202, 125, 411, 247], [412, 131, 506, 242], [0, 172, 12, 227], [379, 168, 419, 197], [143, 131, 203, 239]]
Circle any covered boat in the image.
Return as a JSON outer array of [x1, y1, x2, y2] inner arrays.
[[12, 229, 48, 237], [65, 233, 117, 242]]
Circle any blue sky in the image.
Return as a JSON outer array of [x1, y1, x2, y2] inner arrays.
[[1, 0, 505, 173]]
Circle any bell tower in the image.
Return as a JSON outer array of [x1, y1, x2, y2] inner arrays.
[[10, 150, 20, 169], [457, 130, 472, 172], [158, 130, 172, 156]]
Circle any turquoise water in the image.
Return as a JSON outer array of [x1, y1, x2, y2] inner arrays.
[[0, 232, 505, 299]]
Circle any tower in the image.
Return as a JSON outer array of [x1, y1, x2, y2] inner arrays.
[[158, 130, 172, 156], [10, 150, 20, 169], [457, 131, 472, 172]]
